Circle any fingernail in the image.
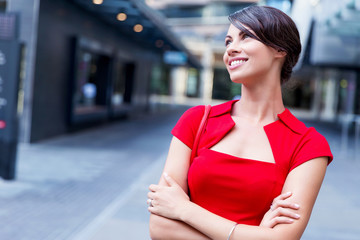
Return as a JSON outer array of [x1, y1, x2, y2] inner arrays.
[[285, 191, 292, 195], [163, 172, 169, 178], [294, 204, 300, 208], [288, 219, 294, 223], [295, 214, 300, 219]]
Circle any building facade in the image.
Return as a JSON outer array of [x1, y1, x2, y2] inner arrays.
[[148, 0, 360, 131], [147, 0, 259, 103], [3, 0, 199, 142]]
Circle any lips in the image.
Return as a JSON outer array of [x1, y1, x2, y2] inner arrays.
[[229, 57, 248, 70]]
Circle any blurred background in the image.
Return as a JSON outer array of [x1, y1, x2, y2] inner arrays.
[[0, 0, 359, 239]]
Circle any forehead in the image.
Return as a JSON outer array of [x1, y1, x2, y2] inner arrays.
[[226, 23, 252, 36]]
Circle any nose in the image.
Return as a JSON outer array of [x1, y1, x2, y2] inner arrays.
[[226, 44, 240, 56]]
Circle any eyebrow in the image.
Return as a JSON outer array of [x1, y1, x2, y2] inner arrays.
[[225, 31, 247, 40]]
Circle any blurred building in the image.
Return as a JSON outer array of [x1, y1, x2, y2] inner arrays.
[[146, 0, 259, 103], [148, 0, 360, 129], [2, 0, 360, 144], [2, 0, 200, 142], [291, 0, 360, 124]]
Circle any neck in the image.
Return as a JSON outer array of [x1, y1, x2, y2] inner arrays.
[[233, 79, 285, 125]]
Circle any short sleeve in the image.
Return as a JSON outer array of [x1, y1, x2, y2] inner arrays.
[[290, 127, 333, 172], [171, 105, 205, 149]]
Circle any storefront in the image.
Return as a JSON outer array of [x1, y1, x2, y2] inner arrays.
[[6, 0, 200, 142]]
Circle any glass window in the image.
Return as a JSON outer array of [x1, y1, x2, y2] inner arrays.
[[112, 62, 126, 106], [74, 51, 98, 110], [73, 50, 110, 114], [150, 64, 171, 95], [186, 68, 199, 97], [111, 62, 135, 106], [212, 68, 241, 100]]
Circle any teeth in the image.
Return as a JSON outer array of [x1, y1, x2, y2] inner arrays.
[[230, 60, 246, 66]]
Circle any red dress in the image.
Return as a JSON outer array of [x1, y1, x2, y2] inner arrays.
[[171, 100, 333, 226]]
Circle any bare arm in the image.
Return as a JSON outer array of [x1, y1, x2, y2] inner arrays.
[[149, 137, 210, 240], [150, 156, 328, 240]]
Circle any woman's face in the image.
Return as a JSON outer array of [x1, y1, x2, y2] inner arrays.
[[223, 24, 283, 85]]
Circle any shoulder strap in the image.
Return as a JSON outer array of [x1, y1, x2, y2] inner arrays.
[[190, 105, 211, 164]]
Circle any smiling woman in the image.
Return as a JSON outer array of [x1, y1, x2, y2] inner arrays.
[[224, 6, 301, 85], [148, 5, 333, 240]]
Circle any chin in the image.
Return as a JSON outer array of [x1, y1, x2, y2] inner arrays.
[[229, 74, 248, 84]]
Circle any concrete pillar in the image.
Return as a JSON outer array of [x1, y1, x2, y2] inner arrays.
[[311, 69, 323, 119], [340, 71, 357, 157], [200, 43, 214, 103], [321, 70, 338, 121], [7, 0, 40, 143], [170, 66, 188, 104], [343, 70, 357, 115], [291, 0, 314, 71]]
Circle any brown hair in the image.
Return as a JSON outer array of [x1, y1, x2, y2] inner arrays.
[[228, 5, 301, 84]]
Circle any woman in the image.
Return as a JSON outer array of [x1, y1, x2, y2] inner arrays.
[[148, 5, 333, 240]]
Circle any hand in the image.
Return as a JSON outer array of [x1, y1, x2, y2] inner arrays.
[[260, 192, 301, 228], [148, 173, 190, 220]]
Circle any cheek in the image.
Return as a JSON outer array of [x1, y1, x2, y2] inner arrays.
[[223, 53, 227, 65]]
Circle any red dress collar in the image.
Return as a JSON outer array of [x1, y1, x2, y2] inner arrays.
[[209, 100, 307, 135]]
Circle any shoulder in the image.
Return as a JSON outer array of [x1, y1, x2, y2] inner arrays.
[[277, 109, 308, 135], [279, 109, 333, 169], [209, 100, 237, 117], [174, 105, 207, 130], [182, 105, 206, 119], [278, 109, 327, 140], [281, 109, 326, 139], [171, 105, 207, 149], [179, 99, 236, 120]]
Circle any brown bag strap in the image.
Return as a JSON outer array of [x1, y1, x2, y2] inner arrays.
[[190, 105, 211, 164]]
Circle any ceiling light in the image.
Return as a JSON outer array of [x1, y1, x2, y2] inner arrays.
[[93, 0, 103, 5], [133, 24, 143, 33], [117, 13, 127, 21]]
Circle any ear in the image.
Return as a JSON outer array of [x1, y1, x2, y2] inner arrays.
[[275, 49, 287, 58]]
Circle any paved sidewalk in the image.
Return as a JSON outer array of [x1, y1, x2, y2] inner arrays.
[[0, 106, 184, 240], [299, 120, 360, 240], [83, 115, 360, 240], [0, 105, 359, 240]]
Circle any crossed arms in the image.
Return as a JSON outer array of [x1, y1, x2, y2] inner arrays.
[[148, 137, 328, 240]]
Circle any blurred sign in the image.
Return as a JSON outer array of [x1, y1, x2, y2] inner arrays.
[[0, 12, 20, 180], [163, 51, 187, 65], [0, 13, 18, 40], [0, 40, 21, 180]]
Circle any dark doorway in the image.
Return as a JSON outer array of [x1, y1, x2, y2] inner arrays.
[[123, 63, 135, 103]]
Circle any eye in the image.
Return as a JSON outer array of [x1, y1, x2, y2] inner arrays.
[[225, 39, 232, 47], [240, 33, 251, 40]]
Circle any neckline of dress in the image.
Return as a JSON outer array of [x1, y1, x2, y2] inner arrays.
[[203, 149, 276, 165]]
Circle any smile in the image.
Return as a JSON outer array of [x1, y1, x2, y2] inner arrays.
[[229, 58, 248, 69]]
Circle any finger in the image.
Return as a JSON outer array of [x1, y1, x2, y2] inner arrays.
[[148, 205, 162, 216], [149, 184, 160, 192], [270, 216, 295, 227], [274, 192, 292, 202], [148, 205, 157, 214], [272, 199, 300, 210], [162, 172, 177, 187], [274, 207, 301, 220], [147, 191, 156, 200]]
